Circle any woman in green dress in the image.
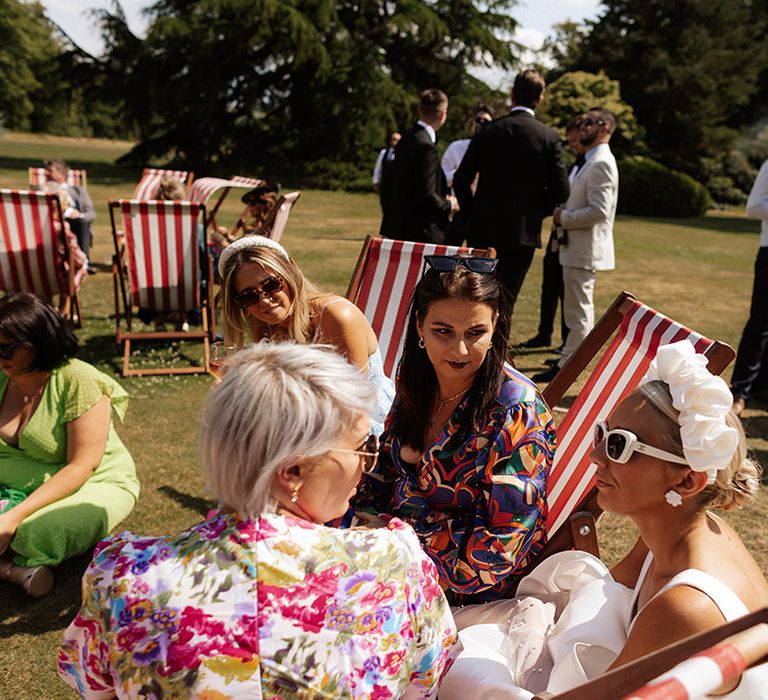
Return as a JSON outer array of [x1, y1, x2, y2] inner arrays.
[[0, 293, 139, 597]]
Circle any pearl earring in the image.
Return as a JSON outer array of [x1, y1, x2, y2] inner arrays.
[[664, 490, 682, 507], [290, 485, 301, 503]]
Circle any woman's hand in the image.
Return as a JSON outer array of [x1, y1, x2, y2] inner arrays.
[[355, 511, 391, 528], [0, 509, 22, 556]]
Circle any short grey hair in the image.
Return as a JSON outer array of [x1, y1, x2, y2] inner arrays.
[[200, 341, 376, 516]]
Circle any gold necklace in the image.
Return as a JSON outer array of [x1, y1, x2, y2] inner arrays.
[[11, 378, 47, 404], [432, 388, 468, 421]]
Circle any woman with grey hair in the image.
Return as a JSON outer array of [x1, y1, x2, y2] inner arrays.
[[59, 342, 460, 699]]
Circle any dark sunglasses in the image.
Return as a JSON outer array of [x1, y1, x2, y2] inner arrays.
[[234, 275, 285, 309], [593, 420, 687, 465], [0, 342, 20, 361], [331, 434, 380, 473], [581, 117, 605, 128], [423, 255, 498, 274]]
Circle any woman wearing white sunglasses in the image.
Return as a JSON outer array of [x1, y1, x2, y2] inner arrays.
[[441, 339, 768, 699]]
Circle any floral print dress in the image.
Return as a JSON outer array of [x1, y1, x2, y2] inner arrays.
[[58, 512, 460, 699]]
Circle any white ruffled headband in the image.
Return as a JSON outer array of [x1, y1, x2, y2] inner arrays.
[[217, 236, 290, 277], [641, 340, 738, 484]]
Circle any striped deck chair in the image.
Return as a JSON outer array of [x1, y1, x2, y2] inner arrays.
[[529, 291, 735, 563], [28, 167, 88, 190], [0, 189, 81, 324], [345, 236, 496, 380], [188, 176, 264, 234], [533, 608, 768, 699], [132, 168, 194, 201], [109, 199, 212, 376], [265, 191, 301, 242]]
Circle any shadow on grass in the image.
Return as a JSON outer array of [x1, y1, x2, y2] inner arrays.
[[621, 214, 759, 237], [158, 485, 213, 517], [0, 550, 91, 637]]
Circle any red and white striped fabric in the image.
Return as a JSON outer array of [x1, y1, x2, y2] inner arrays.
[[269, 191, 300, 242], [28, 167, 87, 189], [116, 199, 203, 312], [349, 238, 490, 380], [622, 642, 746, 700], [133, 169, 191, 201], [546, 299, 714, 536], [229, 175, 263, 187], [187, 177, 262, 205], [0, 189, 62, 297]]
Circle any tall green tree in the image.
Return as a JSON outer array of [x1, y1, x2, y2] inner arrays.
[[572, 0, 767, 174], [94, 0, 520, 180]]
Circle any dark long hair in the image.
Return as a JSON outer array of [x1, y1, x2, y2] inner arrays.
[[393, 265, 512, 451], [0, 293, 78, 371]]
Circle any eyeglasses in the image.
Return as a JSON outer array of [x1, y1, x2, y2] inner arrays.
[[0, 342, 20, 361], [593, 420, 687, 465], [330, 434, 380, 473], [423, 255, 498, 274], [581, 117, 605, 128], [234, 275, 285, 309]]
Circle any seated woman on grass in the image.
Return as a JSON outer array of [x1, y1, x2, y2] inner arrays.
[[218, 236, 394, 434], [354, 255, 556, 605], [0, 293, 138, 597], [59, 342, 459, 698], [440, 340, 768, 699]]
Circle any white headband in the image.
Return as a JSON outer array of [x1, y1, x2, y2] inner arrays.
[[641, 340, 738, 484], [217, 236, 290, 277]]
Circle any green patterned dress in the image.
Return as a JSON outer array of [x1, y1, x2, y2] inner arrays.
[[0, 359, 139, 567]]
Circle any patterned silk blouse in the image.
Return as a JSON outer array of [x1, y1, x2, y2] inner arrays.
[[358, 363, 556, 604], [58, 513, 460, 699]]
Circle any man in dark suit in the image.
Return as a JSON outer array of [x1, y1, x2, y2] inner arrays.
[[454, 70, 570, 311], [383, 89, 457, 243]]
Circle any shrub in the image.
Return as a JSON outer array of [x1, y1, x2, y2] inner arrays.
[[618, 156, 711, 217]]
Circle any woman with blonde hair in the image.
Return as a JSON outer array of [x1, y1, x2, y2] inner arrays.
[[218, 236, 394, 433], [441, 339, 768, 699], [59, 342, 459, 698]]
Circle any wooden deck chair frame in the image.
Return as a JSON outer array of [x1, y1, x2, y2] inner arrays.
[[28, 166, 88, 190], [265, 191, 300, 242], [187, 176, 264, 235], [345, 236, 496, 380], [534, 607, 768, 699], [132, 168, 194, 201], [0, 189, 82, 326], [109, 199, 212, 377], [522, 290, 735, 574]]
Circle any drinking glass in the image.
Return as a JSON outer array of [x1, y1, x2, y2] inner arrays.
[[209, 342, 237, 381]]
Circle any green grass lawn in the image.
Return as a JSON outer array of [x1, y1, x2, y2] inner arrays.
[[0, 132, 767, 698]]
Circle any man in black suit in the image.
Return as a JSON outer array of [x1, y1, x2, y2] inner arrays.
[[383, 89, 457, 242], [454, 70, 570, 311]]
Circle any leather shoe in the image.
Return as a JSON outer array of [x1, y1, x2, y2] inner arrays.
[[532, 366, 560, 384], [517, 335, 552, 349]]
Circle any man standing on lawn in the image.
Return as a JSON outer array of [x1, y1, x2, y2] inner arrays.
[[533, 107, 619, 384], [731, 157, 768, 415], [454, 69, 570, 313], [383, 89, 457, 243]]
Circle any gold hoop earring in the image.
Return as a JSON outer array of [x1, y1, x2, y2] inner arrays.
[[418, 337, 426, 349], [290, 485, 301, 503]]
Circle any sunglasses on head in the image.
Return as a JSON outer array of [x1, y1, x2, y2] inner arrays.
[[475, 116, 491, 125], [0, 342, 20, 361], [234, 275, 285, 309], [331, 434, 380, 473], [593, 420, 687, 465], [423, 255, 498, 275], [581, 117, 605, 128]]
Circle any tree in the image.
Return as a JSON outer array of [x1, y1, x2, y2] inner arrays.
[[536, 70, 642, 158], [574, 0, 767, 175], [93, 0, 521, 181]]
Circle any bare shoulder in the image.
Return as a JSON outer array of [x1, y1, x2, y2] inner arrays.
[[319, 295, 367, 328], [611, 585, 726, 668]]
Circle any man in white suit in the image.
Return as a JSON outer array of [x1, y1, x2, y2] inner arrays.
[[533, 107, 619, 383]]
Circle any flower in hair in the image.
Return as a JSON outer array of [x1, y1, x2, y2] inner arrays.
[[217, 235, 290, 277], [642, 340, 738, 484]]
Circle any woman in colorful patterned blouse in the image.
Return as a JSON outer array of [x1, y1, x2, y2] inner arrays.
[[59, 342, 460, 699], [0, 293, 138, 598], [355, 256, 556, 605]]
